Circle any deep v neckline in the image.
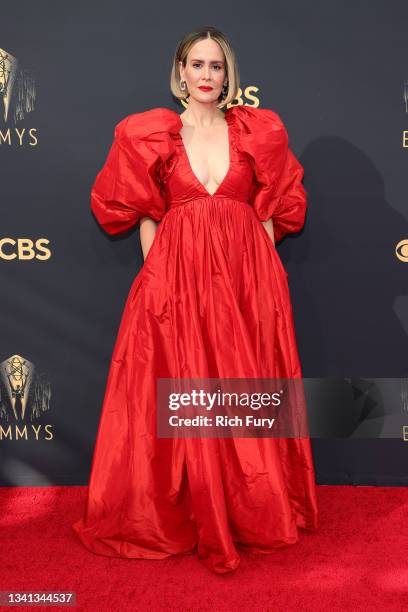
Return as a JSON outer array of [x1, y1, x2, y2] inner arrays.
[[176, 113, 232, 198]]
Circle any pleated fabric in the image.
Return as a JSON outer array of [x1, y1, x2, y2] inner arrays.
[[72, 105, 319, 573]]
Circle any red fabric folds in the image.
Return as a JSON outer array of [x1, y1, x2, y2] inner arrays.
[[225, 105, 307, 243], [74, 105, 318, 574], [90, 109, 180, 233]]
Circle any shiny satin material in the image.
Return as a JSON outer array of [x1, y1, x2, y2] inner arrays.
[[72, 105, 319, 574]]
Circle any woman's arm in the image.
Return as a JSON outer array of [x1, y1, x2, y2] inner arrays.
[[140, 217, 159, 260], [261, 218, 275, 246]]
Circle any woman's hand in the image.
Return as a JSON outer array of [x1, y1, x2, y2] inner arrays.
[[140, 217, 159, 260], [261, 218, 275, 246]]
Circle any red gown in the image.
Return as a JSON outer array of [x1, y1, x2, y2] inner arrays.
[[72, 104, 319, 574]]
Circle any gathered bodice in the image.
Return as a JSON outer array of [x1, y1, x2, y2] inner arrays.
[[162, 113, 256, 209]]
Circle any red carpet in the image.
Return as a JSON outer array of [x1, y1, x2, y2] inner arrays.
[[0, 485, 407, 610]]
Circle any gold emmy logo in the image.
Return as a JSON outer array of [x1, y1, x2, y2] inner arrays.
[[403, 81, 408, 146], [0, 238, 51, 260], [0, 354, 53, 441], [0, 47, 38, 146], [395, 239, 408, 262]]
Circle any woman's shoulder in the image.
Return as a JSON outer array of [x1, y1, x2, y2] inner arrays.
[[114, 107, 181, 140], [226, 104, 287, 133], [113, 105, 285, 139], [226, 104, 289, 162]]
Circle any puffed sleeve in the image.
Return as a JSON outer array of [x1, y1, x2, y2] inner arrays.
[[90, 110, 176, 235], [253, 140, 307, 244], [230, 106, 307, 244]]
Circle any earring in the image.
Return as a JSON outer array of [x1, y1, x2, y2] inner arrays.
[[180, 79, 186, 91], [221, 81, 228, 99]]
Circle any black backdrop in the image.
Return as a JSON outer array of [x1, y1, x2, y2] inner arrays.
[[1, 1, 407, 486]]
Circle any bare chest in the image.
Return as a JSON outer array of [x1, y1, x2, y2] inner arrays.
[[179, 124, 230, 196]]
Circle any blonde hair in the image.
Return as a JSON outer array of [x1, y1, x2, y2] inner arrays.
[[170, 26, 240, 110]]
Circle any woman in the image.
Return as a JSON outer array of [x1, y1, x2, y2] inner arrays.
[[72, 26, 319, 574]]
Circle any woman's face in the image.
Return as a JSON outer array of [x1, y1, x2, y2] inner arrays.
[[179, 38, 227, 104]]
